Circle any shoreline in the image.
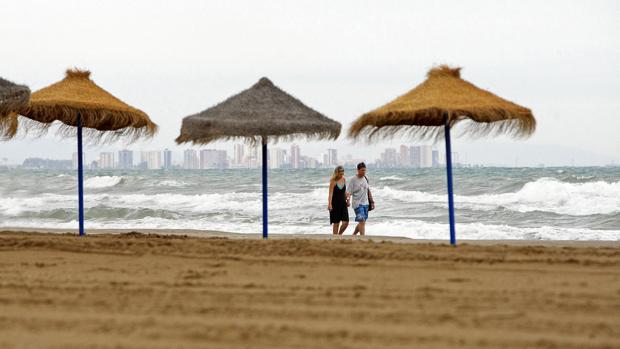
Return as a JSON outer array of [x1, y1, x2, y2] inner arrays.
[[1, 228, 619, 247]]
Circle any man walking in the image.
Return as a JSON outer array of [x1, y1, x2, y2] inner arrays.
[[347, 162, 374, 236]]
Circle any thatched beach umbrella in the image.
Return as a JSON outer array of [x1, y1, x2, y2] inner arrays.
[[176, 77, 341, 238], [22, 69, 158, 236], [349, 65, 535, 245], [0, 77, 30, 140]]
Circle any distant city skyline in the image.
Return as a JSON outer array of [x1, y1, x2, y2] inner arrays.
[[5, 139, 618, 170], [9, 143, 559, 171]]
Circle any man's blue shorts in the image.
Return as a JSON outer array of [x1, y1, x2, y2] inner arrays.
[[354, 204, 369, 222]]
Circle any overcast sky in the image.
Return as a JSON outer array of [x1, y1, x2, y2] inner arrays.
[[1, 0, 619, 166]]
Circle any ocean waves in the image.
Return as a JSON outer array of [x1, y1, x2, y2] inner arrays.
[[375, 178, 620, 216], [1, 168, 619, 240], [2, 178, 618, 219], [84, 176, 123, 189]]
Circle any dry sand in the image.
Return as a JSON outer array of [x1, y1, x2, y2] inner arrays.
[[0, 230, 619, 349]]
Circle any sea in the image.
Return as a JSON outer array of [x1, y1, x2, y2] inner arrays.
[[1, 167, 619, 241]]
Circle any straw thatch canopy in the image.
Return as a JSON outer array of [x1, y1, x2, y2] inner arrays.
[[0, 77, 30, 140], [349, 65, 535, 141], [23, 69, 157, 142], [176, 77, 341, 144]]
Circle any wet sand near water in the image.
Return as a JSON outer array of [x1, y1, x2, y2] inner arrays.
[[0, 231, 619, 348]]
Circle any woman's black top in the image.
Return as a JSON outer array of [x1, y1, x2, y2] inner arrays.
[[330, 181, 349, 224]]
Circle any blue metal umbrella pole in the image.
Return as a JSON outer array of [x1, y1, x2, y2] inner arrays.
[[261, 137, 268, 239], [444, 120, 456, 245], [77, 113, 85, 236]]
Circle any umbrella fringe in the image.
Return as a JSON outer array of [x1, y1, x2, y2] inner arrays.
[[0, 79, 30, 140], [12, 115, 156, 145], [176, 129, 340, 146], [350, 118, 535, 144], [22, 103, 157, 144], [0, 95, 30, 116], [0, 113, 19, 141]]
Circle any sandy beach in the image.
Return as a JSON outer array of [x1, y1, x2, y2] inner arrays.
[[0, 230, 619, 349]]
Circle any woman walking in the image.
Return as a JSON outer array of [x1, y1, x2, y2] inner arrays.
[[328, 165, 350, 235]]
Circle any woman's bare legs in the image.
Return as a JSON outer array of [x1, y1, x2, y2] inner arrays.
[[332, 222, 340, 235], [338, 221, 349, 235]]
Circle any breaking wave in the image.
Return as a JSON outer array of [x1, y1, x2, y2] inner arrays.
[[84, 176, 123, 189], [375, 178, 620, 216]]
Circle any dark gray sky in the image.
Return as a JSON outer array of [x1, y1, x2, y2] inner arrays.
[[1, 0, 619, 166]]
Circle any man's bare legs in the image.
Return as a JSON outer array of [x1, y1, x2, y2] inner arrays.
[[338, 221, 349, 235], [352, 221, 365, 236]]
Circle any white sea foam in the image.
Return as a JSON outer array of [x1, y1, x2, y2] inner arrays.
[[379, 176, 405, 181], [362, 220, 620, 241], [0, 197, 46, 215], [375, 178, 620, 216], [84, 176, 123, 189], [3, 217, 618, 241], [157, 180, 188, 187]]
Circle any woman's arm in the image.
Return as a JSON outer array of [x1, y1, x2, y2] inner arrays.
[[328, 180, 335, 211]]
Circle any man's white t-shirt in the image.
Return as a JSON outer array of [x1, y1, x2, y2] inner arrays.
[[347, 175, 369, 209]]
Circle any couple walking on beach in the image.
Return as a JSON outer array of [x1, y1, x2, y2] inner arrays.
[[328, 162, 375, 236]]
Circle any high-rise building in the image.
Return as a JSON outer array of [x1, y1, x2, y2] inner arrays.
[[183, 149, 199, 169], [322, 153, 329, 168], [302, 156, 319, 169], [327, 149, 337, 166], [452, 152, 459, 166], [200, 149, 228, 169], [233, 144, 244, 165], [72, 152, 86, 170], [99, 152, 115, 169], [118, 149, 133, 169], [399, 145, 410, 167], [244, 144, 261, 168], [420, 145, 433, 168], [380, 148, 398, 168], [163, 149, 172, 169], [432, 149, 439, 167], [141, 151, 162, 170], [200, 149, 212, 169], [290, 144, 300, 169], [270, 148, 287, 169], [410, 146, 421, 168]]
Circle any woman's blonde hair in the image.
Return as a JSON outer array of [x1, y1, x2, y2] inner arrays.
[[331, 165, 345, 181]]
